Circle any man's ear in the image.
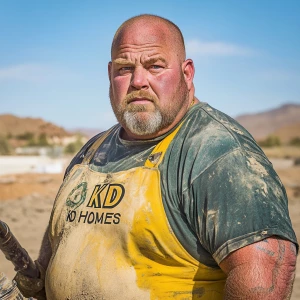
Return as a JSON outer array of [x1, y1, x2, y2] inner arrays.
[[108, 61, 112, 82], [182, 59, 195, 90]]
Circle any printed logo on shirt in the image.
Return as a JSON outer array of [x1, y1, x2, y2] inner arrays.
[[66, 183, 125, 225], [65, 182, 87, 209], [86, 184, 125, 208], [66, 210, 121, 225]]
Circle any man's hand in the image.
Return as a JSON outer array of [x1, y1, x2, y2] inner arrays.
[[220, 237, 297, 299], [14, 226, 52, 300], [14, 260, 46, 299]]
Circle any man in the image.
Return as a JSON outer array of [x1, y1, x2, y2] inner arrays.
[[16, 14, 298, 299]]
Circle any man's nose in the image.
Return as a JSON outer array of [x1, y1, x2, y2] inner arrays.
[[130, 67, 148, 90]]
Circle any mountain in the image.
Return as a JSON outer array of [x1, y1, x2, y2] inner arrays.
[[1, 103, 299, 143], [235, 104, 300, 141], [0, 114, 71, 138], [69, 128, 103, 139]]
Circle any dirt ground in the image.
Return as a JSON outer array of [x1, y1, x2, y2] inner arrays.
[[0, 162, 300, 299]]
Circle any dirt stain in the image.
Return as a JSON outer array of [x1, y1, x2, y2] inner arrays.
[[247, 157, 268, 176]]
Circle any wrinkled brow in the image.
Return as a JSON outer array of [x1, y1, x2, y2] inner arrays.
[[113, 57, 167, 65], [144, 57, 167, 64]]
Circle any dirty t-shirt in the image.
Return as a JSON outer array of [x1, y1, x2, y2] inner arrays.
[[65, 102, 298, 267]]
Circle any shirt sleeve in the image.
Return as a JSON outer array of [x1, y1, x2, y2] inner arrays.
[[190, 149, 298, 264]]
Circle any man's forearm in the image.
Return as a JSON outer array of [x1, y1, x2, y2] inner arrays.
[[221, 238, 297, 299]]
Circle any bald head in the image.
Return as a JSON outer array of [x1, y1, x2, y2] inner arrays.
[[111, 14, 186, 61]]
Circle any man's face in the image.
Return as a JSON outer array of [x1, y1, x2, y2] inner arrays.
[[109, 23, 191, 139]]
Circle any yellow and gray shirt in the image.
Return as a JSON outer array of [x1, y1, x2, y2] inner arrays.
[[46, 103, 297, 299]]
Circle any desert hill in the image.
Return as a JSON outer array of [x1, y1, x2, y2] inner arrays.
[[1, 103, 300, 142], [0, 114, 71, 138], [272, 122, 300, 144], [235, 103, 300, 141]]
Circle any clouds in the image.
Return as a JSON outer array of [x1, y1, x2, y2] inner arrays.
[[0, 63, 78, 83], [186, 38, 300, 84], [0, 64, 48, 82], [186, 39, 257, 57]]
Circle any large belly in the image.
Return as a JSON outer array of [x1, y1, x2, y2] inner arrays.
[[45, 225, 150, 300], [45, 223, 225, 300]]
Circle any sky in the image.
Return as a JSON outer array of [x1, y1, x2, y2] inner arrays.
[[0, 0, 299, 130]]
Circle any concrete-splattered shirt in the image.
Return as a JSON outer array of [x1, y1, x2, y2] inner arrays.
[[65, 102, 298, 267]]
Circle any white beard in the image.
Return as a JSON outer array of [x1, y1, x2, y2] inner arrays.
[[123, 109, 163, 136]]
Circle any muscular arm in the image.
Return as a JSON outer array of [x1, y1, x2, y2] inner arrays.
[[220, 237, 297, 299]]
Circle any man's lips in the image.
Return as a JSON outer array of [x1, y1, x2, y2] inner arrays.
[[128, 98, 153, 104]]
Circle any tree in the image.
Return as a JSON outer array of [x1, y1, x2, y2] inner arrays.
[[16, 132, 34, 140], [64, 138, 84, 154], [289, 137, 300, 147], [258, 135, 281, 147], [37, 133, 49, 146], [0, 136, 11, 155]]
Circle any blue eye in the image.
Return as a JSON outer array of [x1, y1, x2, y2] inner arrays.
[[151, 65, 162, 69], [119, 66, 133, 74], [149, 65, 164, 73], [120, 67, 133, 71]]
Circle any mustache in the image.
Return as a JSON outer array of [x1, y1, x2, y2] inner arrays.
[[124, 91, 157, 104]]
